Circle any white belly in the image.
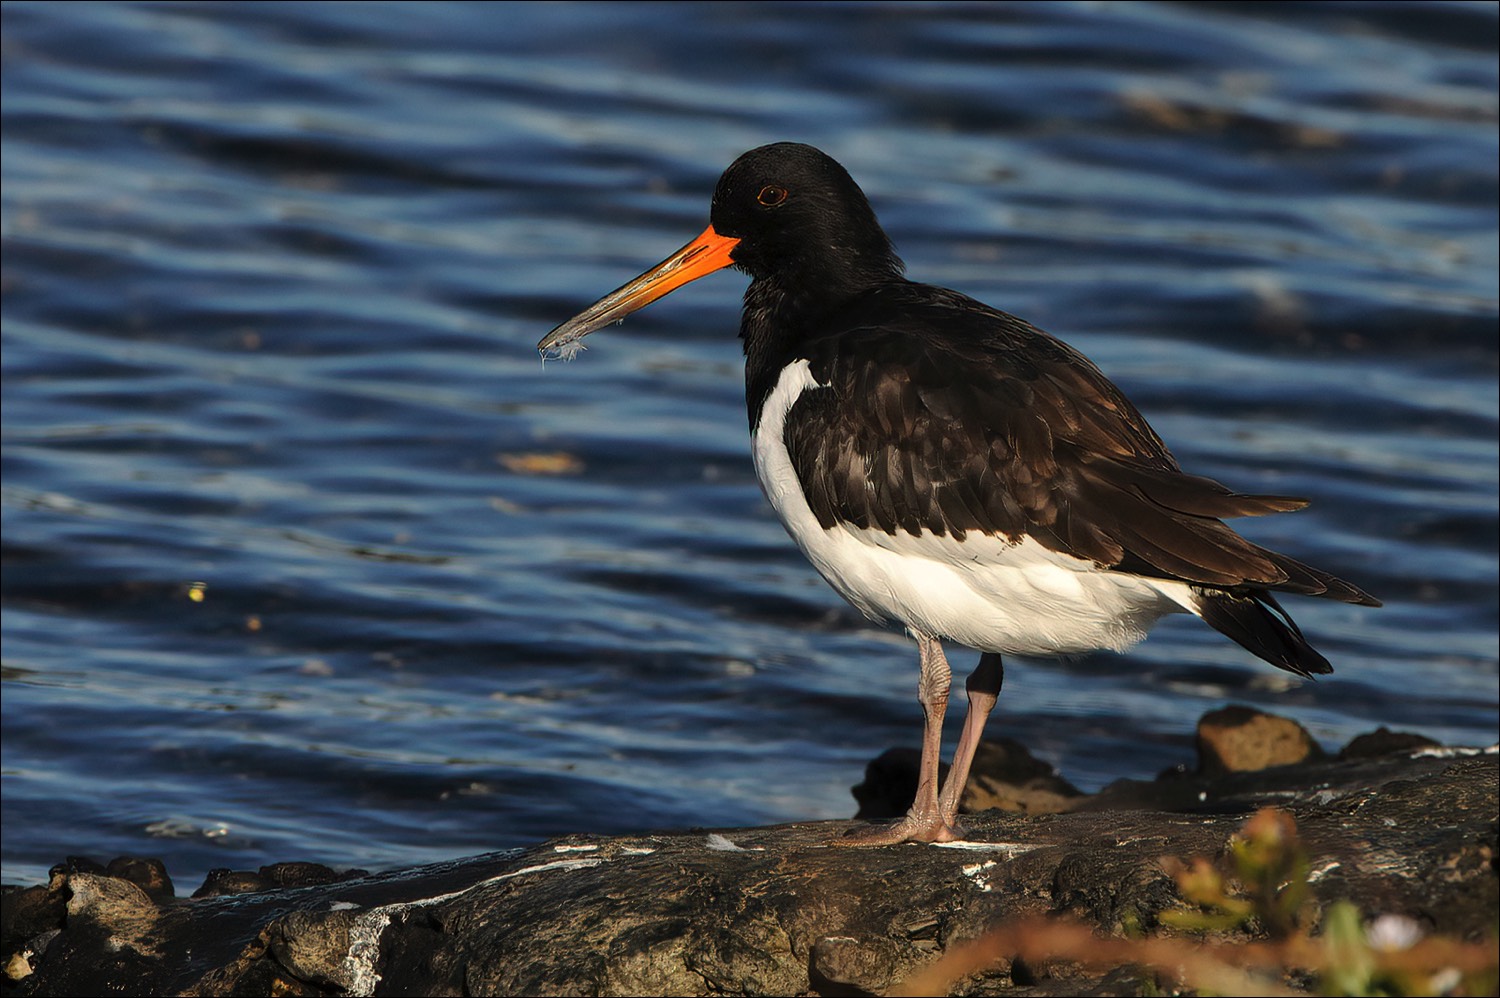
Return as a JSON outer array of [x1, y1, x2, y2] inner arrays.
[[750, 360, 1194, 655]]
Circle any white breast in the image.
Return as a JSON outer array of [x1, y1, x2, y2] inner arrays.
[[750, 359, 1196, 655]]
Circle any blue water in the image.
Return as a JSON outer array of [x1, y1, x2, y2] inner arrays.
[[3, 1, 1496, 888]]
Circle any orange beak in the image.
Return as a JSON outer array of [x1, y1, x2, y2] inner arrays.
[[537, 224, 741, 359]]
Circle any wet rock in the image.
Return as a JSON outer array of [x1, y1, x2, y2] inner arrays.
[[192, 861, 366, 898], [3, 725, 1495, 997], [193, 868, 272, 899], [258, 862, 370, 890], [266, 910, 357, 991]]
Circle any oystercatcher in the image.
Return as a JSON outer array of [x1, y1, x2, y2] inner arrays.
[[538, 142, 1379, 845]]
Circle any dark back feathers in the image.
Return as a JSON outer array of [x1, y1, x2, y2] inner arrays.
[[775, 282, 1379, 606]]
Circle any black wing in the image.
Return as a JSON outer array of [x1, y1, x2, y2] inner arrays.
[[782, 283, 1378, 607]]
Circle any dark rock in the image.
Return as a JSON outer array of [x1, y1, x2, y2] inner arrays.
[[854, 737, 1082, 819], [192, 868, 272, 899], [0, 883, 65, 984], [266, 910, 357, 991], [258, 862, 367, 889], [105, 857, 175, 903], [362, 908, 466, 997], [191, 862, 362, 899], [867, 706, 1324, 823], [852, 747, 933, 819], [3, 732, 1495, 997], [14, 873, 165, 997], [1049, 847, 1180, 931], [46, 858, 104, 880], [1, 886, 65, 958], [960, 739, 1085, 815], [64, 873, 160, 943], [1339, 726, 1441, 759]]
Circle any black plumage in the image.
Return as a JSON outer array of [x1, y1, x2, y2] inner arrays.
[[771, 293, 1376, 675]]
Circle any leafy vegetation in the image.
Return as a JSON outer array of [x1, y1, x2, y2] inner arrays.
[[894, 808, 1497, 997]]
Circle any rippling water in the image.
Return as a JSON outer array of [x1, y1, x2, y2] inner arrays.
[[4, 1, 1496, 887]]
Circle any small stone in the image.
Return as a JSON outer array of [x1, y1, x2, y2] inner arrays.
[[1196, 705, 1324, 775], [193, 868, 271, 899], [852, 737, 1083, 818], [258, 862, 356, 889], [1340, 727, 1441, 760], [267, 910, 356, 991], [961, 738, 1085, 815], [65, 873, 160, 957], [49, 857, 106, 879], [106, 857, 175, 902]]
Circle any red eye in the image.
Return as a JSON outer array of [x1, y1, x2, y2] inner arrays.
[[757, 185, 788, 207]]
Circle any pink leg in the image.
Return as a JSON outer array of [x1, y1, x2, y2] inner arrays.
[[937, 653, 1004, 827], [839, 634, 961, 845]]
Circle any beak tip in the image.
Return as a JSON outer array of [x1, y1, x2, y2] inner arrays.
[[540, 343, 586, 363]]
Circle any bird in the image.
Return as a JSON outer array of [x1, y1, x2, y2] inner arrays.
[[537, 142, 1380, 845]]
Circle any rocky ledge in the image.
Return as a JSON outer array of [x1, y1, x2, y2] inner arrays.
[[3, 707, 1496, 997]]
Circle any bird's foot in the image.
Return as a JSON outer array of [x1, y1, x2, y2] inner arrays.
[[835, 811, 966, 847]]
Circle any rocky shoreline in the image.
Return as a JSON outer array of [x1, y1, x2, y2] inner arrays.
[[4, 707, 1495, 996]]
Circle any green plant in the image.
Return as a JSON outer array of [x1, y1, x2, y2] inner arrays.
[[893, 808, 1498, 997]]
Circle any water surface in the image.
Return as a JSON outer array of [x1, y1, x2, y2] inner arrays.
[[3, 1, 1496, 887]]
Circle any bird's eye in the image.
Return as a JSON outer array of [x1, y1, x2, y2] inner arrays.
[[756, 185, 789, 207]]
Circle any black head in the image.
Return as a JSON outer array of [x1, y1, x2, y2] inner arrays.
[[710, 143, 904, 287], [538, 142, 902, 360]]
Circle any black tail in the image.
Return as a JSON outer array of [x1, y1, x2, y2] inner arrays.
[[1194, 589, 1334, 678]]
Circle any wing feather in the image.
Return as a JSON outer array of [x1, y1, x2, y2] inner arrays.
[[780, 283, 1378, 606]]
